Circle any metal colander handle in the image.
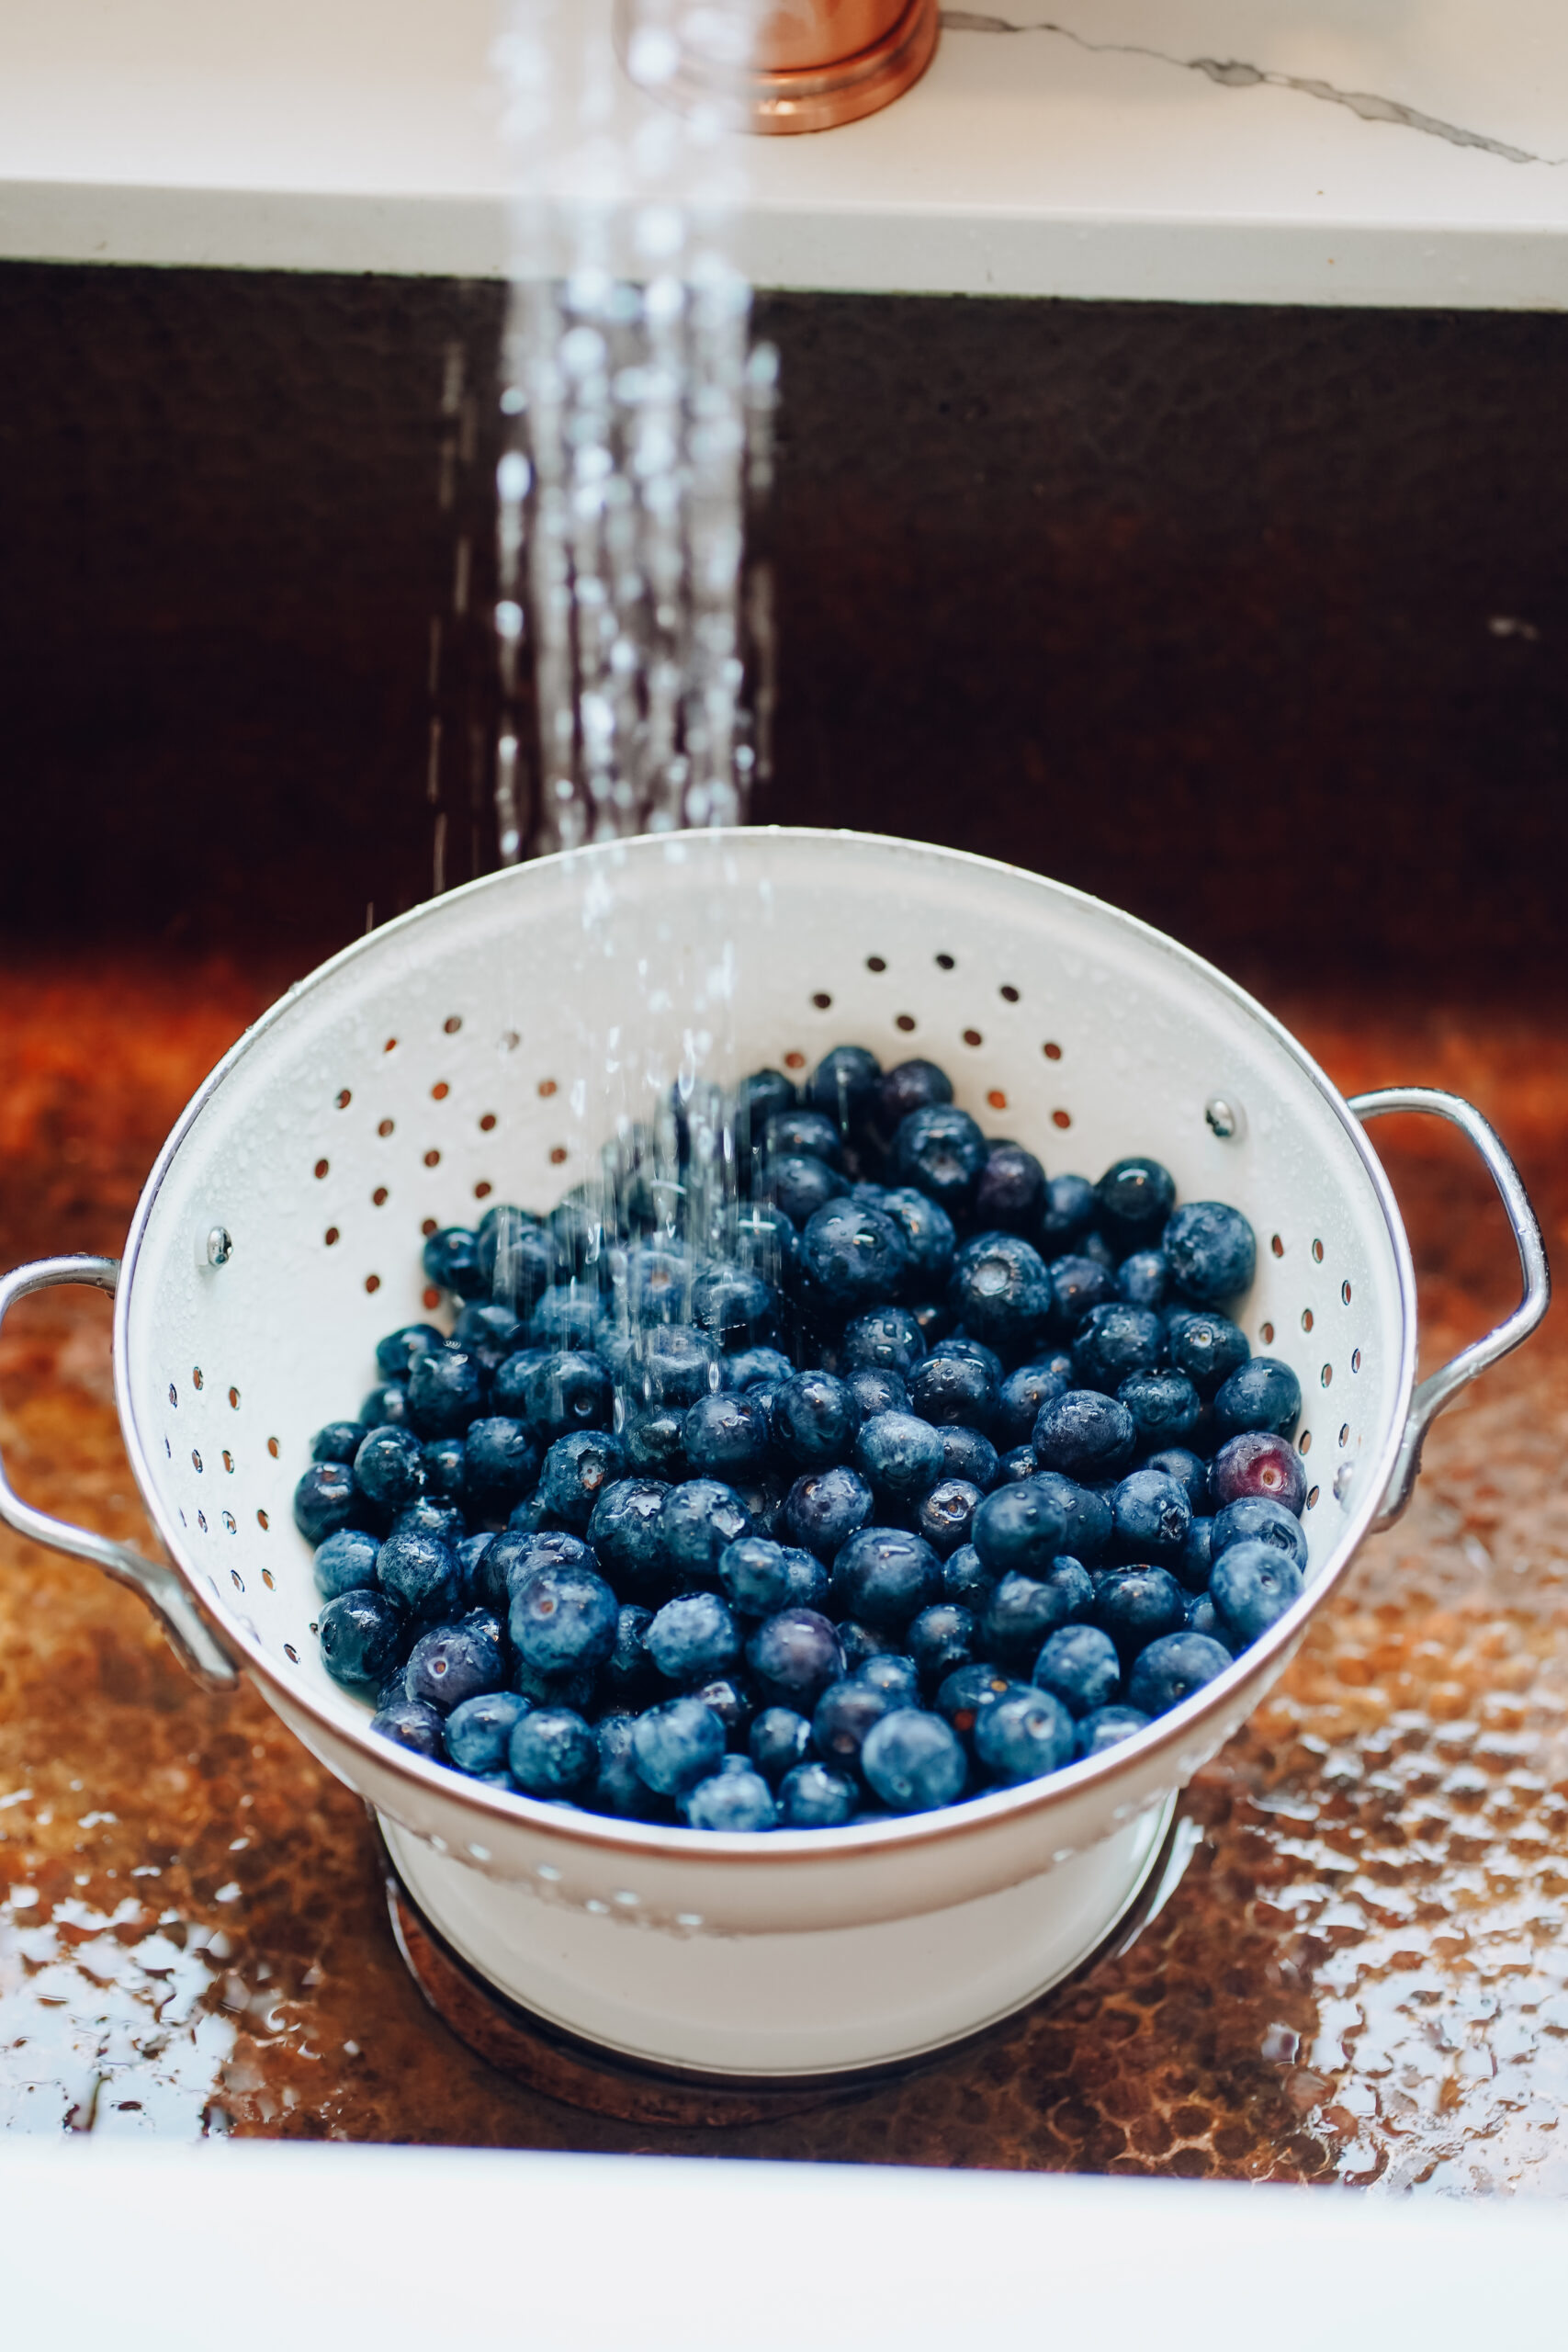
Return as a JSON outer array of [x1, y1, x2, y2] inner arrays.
[[0, 1255, 238, 1690], [1350, 1088, 1551, 1528]]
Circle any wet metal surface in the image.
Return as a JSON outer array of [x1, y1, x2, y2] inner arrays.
[[2, 949, 1564, 2184]]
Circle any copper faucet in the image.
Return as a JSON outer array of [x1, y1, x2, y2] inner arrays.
[[615, 0, 940, 134]]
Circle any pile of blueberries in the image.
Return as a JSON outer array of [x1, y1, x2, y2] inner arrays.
[[296, 1045, 1312, 1832]]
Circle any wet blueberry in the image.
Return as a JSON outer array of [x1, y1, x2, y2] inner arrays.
[[893, 1104, 988, 1215], [510, 1706, 596, 1796], [1176, 1515, 1214, 1594], [974, 1143, 1045, 1234], [1116, 1249, 1168, 1310], [1072, 1302, 1165, 1395], [681, 1391, 773, 1483], [916, 1476, 985, 1558], [522, 1351, 614, 1442], [840, 1306, 927, 1376], [908, 1602, 976, 1689], [808, 1045, 883, 1136], [378, 1525, 461, 1620], [854, 1411, 945, 1505], [981, 1561, 1093, 1667], [646, 1591, 740, 1684], [313, 1527, 381, 1600], [1144, 1445, 1210, 1514], [746, 1608, 845, 1707], [489, 1348, 550, 1416], [537, 1430, 626, 1532], [1213, 1495, 1309, 1571], [949, 1232, 1053, 1363], [405, 1345, 484, 1439], [633, 1694, 728, 1795], [908, 1351, 998, 1430], [936, 1426, 999, 1493], [604, 1602, 660, 1705], [855, 1654, 922, 1705], [622, 1249, 692, 1330], [874, 1058, 953, 1143], [1047, 1253, 1118, 1331], [935, 1661, 1014, 1739], [769, 1152, 841, 1228], [728, 1343, 794, 1393], [452, 1302, 526, 1375], [360, 1380, 412, 1430], [684, 1767, 777, 1831], [1185, 1591, 1229, 1645], [691, 1261, 779, 1351], [781, 1464, 874, 1560], [750, 1705, 813, 1785], [510, 1561, 619, 1678], [687, 1672, 758, 1743], [1127, 1630, 1233, 1715], [421, 1435, 468, 1506], [455, 1533, 497, 1609], [942, 1543, 996, 1610], [622, 1405, 690, 1482], [734, 1203, 800, 1279], [770, 1371, 856, 1469], [464, 1418, 542, 1518], [971, 1476, 1075, 1577], [831, 1527, 942, 1631], [579, 1480, 664, 1595], [660, 1478, 754, 1589], [1032, 1389, 1137, 1482], [1033, 1623, 1121, 1718], [422, 1226, 486, 1301], [739, 1066, 797, 1140], [477, 1207, 558, 1316], [1076, 1704, 1150, 1758], [1090, 1566, 1189, 1661], [637, 1323, 722, 1410], [1210, 1538, 1304, 1645], [717, 1535, 798, 1618], [995, 1359, 1071, 1449], [931, 1332, 1005, 1379], [908, 1302, 954, 1349], [311, 1419, 369, 1468], [812, 1677, 893, 1770], [975, 1684, 1075, 1785], [843, 1365, 909, 1421], [1038, 1172, 1097, 1254], [879, 1187, 957, 1293], [862, 1709, 968, 1813], [445, 1688, 531, 1774], [375, 1325, 446, 1384], [996, 1445, 1039, 1485], [1165, 1309, 1250, 1397], [1111, 1467, 1193, 1566], [589, 1713, 665, 1820], [370, 1697, 446, 1758], [1211, 1430, 1308, 1515], [1163, 1202, 1257, 1306], [1118, 1368, 1201, 1452], [293, 1460, 365, 1545], [1094, 1157, 1175, 1254], [527, 1284, 604, 1354], [319, 1589, 407, 1689], [1214, 1356, 1303, 1441], [777, 1761, 858, 1826], [404, 1615, 505, 1713], [765, 1106, 844, 1168]]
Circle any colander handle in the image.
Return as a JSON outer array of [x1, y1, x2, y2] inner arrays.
[[0, 1255, 239, 1692], [1349, 1088, 1551, 1526]]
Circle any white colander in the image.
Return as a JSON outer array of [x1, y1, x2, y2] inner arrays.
[[0, 830, 1547, 2080]]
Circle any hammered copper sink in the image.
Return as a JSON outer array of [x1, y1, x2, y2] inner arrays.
[[2, 945, 1564, 2184]]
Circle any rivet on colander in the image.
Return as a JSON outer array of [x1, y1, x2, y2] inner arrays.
[[206, 1227, 233, 1268], [1204, 1098, 1242, 1140]]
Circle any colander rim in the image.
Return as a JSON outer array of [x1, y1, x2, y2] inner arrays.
[[112, 827, 1417, 1865]]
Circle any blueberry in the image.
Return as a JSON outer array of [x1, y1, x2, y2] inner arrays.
[[908, 1351, 998, 1431], [1047, 1254, 1118, 1331], [734, 1204, 800, 1281], [808, 1044, 883, 1133], [1211, 1431, 1308, 1516], [855, 1654, 922, 1705], [1116, 1249, 1168, 1311], [1077, 1704, 1151, 1758], [687, 1671, 758, 1741], [916, 1476, 985, 1558], [633, 1695, 727, 1794], [445, 1689, 531, 1775], [948, 1233, 1054, 1363], [522, 1351, 614, 1443], [1185, 1592, 1229, 1645], [637, 1323, 722, 1410], [1038, 1172, 1097, 1253], [831, 1528, 942, 1630], [527, 1284, 604, 1354], [1127, 1630, 1233, 1715], [777, 1762, 859, 1826], [691, 1261, 778, 1352], [908, 1302, 955, 1349], [937, 1426, 999, 1492], [995, 1360, 1070, 1449], [935, 1661, 1015, 1738], [509, 1562, 619, 1677], [510, 1706, 596, 1797], [422, 1227, 486, 1301], [739, 1067, 798, 1139], [841, 1307, 927, 1376], [971, 1476, 1075, 1577], [874, 1059, 954, 1143], [1072, 1303, 1165, 1395], [491, 1528, 598, 1597], [974, 1144, 1045, 1234], [718, 1534, 795, 1618], [931, 1333, 1006, 1381], [812, 1678, 893, 1769], [750, 1705, 813, 1785], [1033, 1623, 1121, 1718], [1111, 1468, 1193, 1566], [422, 1435, 468, 1506], [1032, 1389, 1137, 1482], [1040, 1471, 1113, 1566], [1118, 1368, 1201, 1453], [477, 1207, 558, 1315], [1213, 1495, 1308, 1571], [1164, 1202, 1257, 1306], [622, 1405, 690, 1481], [680, 1392, 772, 1483], [537, 1430, 626, 1532], [981, 1561, 1093, 1666], [311, 1419, 369, 1468], [852, 1411, 943, 1504], [767, 1371, 852, 1470], [1210, 1539, 1304, 1645], [453, 1302, 527, 1374], [781, 1464, 874, 1559], [745, 1608, 845, 1707], [804, 1201, 913, 1321], [313, 1528, 381, 1600], [588, 1713, 665, 1820], [1166, 1310, 1251, 1398], [660, 1479, 754, 1589], [370, 1697, 446, 1758], [404, 1616, 505, 1713], [683, 1767, 777, 1832], [319, 1589, 407, 1689], [843, 1365, 909, 1421], [893, 1105, 987, 1215], [1214, 1356, 1303, 1440], [378, 1525, 460, 1619], [546, 1195, 600, 1278], [586, 1478, 670, 1594], [765, 1106, 844, 1168], [293, 1460, 365, 1545], [769, 1152, 841, 1228], [861, 1708, 968, 1813], [405, 1345, 484, 1440], [622, 1250, 693, 1331], [1143, 1446, 1210, 1514], [604, 1603, 660, 1705], [837, 1622, 902, 1673], [1091, 1566, 1189, 1660], [646, 1591, 740, 1685], [879, 1187, 957, 1292], [464, 1418, 542, 1517], [360, 1381, 412, 1430], [942, 1544, 996, 1610], [489, 1349, 551, 1417], [975, 1684, 1075, 1785], [728, 1343, 794, 1394], [1094, 1157, 1175, 1252], [375, 1325, 445, 1384], [1176, 1516, 1214, 1595], [908, 1602, 976, 1688], [996, 1446, 1039, 1485]]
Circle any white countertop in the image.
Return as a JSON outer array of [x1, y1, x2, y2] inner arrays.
[[2, 0, 1566, 304]]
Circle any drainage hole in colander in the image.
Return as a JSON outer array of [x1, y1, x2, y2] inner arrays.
[[335, 1089, 351, 1110], [811, 991, 831, 1011], [548, 1146, 568, 1165], [1321, 1363, 1333, 1386], [963, 1028, 983, 1047], [314, 1159, 329, 1180], [324, 1227, 340, 1247], [1307, 1487, 1320, 1509], [865, 956, 886, 973], [895, 1013, 917, 1033], [372, 1186, 389, 1207], [222, 1452, 233, 1473], [987, 1090, 1008, 1112], [262, 1566, 275, 1586], [1259, 1321, 1275, 1343], [197, 1511, 208, 1532], [258, 1515, 270, 1535], [1342, 1280, 1353, 1305], [1299, 1430, 1312, 1453], [365, 1274, 381, 1295], [266, 1437, 279, 1459], [423, 1149, 441, 1169], [193, 1367, 204, 1390], [479, 1113, 497, 1132], [423, 1285, 442, 1309], [225, 1521, 238, 1541], [421, 1217, 438, 1238], [1312, 1238, 1325, 1262], [475, 1181, 493, 1200], [1301, 1308, 1314, 1332], [501, 1030, 520, 1053], [444, 1015, 462, 1035], [164, 1438, 171, 1459], [168, 1383, 177, 1407], [432, 1081, 450, 1101], [1043, 1041, 1062, 1060], [935, 952, 955, 969], [285, 1644, 299, 1664], [1000, 985, 1020, 1002], [378, 1117, 394, 1137], [783, 1049, 805, 1070], [1052, 1108, 1072, 1129], [1338, 1424, 1349, 1446], [191, 1451, 202, 1473], [1270, 1233, 1284, 1257], [538, 1078, 558, 1098], [229, 1386, 240, 1409], [384, 1036, 398, 1054]]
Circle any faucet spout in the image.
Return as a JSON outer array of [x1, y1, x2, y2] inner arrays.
[[615, 0, 940, 134]]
